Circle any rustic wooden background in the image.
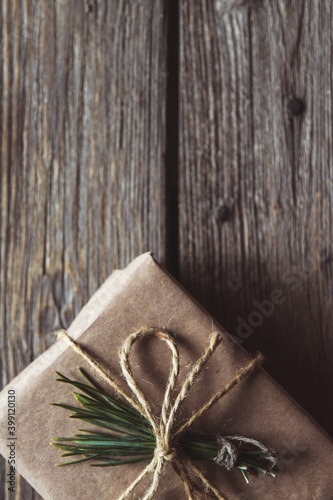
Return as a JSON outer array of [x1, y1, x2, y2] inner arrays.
[[1, 1, 333, 498]]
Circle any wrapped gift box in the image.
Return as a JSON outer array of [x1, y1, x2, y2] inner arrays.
[[0, 252, 333, 499]]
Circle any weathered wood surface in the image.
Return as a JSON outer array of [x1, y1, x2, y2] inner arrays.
[[179, 0, 333, 438], [0, 1, 167, 498], [2, 0, 333, 498]]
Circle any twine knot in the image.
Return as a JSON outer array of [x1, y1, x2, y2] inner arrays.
[[215, 436, 238, 471], [56, 327, 265, 500], [154, 444, 176, 462]]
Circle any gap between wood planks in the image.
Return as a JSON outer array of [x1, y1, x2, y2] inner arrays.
[[165, 0, 180, 279]]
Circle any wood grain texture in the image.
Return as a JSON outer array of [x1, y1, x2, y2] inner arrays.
[[179, 0, 333, 437], [2, 0, 333, 498], [0, 1, 167, 498]]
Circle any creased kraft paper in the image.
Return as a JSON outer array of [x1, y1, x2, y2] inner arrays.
[[0, 253, 333, 499]]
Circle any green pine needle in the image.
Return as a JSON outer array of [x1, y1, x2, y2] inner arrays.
[[52, 368, 277, 482]]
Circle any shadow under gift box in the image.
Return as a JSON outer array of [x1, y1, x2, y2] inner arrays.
[[0, 252, 333, 499]]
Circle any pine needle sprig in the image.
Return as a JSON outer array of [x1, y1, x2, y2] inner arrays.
[[52, 369, 277, 482]]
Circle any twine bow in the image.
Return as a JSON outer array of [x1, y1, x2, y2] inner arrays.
[[56, 327, 266, 500]]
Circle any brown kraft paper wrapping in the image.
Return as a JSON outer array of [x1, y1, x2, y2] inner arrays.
[[0, 252, 333, 499]]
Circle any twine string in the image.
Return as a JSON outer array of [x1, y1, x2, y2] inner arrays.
[[55, 329, 145, 418], [55, 327, 264, 500], [173, 353, 263, 440], [221, 436, 277, 468]]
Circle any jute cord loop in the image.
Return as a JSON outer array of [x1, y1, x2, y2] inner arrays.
[[55, 327, 266, 500]]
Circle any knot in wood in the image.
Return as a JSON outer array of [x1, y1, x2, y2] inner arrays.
[[287, 97, 304, 116], [216, 205, 230, 224]]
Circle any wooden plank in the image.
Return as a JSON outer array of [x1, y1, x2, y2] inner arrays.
[[0, 1, 167, 498], [179, 0, 333, 437]]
